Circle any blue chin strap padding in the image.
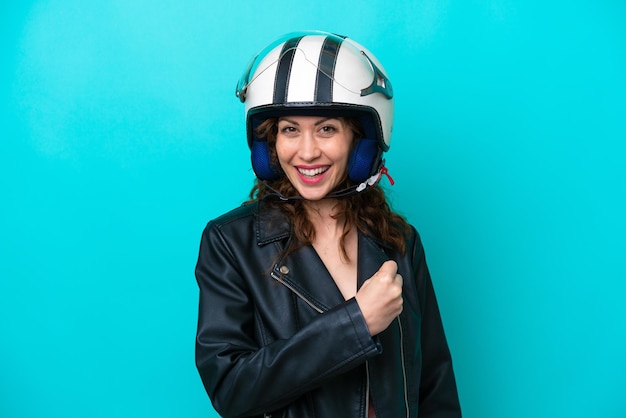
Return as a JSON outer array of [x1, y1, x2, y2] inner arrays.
[[348, 138, 380, 183], [251, 140, 281, 180]]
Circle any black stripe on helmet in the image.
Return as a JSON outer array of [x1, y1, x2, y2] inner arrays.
[[315, 35, 344, 103], [273, 36, 304, 104]]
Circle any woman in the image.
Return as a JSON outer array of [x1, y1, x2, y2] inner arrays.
[[195, 31, 461, 418]]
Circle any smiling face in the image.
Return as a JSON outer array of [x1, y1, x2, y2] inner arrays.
[[275, 115, 354, 201]]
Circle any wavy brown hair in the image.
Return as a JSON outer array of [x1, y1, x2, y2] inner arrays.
[[247, 117, 410, 260]]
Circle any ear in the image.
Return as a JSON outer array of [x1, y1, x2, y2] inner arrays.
[[251, 140, 281, 180], [347, 138, 381, 182]]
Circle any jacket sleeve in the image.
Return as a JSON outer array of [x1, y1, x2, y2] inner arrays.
[[411, 228, 462, 417], [195, 222, 381, 418]]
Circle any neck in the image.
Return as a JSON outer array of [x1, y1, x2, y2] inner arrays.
[[304, 198, 345, 235], [304, 198, 338, 218]]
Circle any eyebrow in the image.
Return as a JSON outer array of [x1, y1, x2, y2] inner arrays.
[[278, 117, 337, 126]]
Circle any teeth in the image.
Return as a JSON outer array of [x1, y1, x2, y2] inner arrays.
[[297, 166, 328, 177]]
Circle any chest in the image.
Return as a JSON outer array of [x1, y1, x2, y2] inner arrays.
[[312, 231, 358, 300]]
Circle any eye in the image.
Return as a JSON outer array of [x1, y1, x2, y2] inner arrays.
[[278, 125, 298, 135], [319, 125, 338, 136]]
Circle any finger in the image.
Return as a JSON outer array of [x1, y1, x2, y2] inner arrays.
[[394, 273, 403, 287]]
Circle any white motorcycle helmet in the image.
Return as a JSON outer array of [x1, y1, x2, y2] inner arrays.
[[236, 30, 394, 183]]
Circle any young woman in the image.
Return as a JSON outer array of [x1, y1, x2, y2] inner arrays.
[[195, 31, 461, 418]]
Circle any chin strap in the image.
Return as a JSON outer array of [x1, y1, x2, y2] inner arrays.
[[261, 165, 395, 202]]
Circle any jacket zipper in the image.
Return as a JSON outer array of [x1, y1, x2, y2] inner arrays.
[[367, 318, 409, 418], [397, 315, 410, 417], [270, 271, 324, 314], [365, 362, 371, 418]]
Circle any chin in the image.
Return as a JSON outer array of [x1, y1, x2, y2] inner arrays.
[[296, 188, 333, 201], [299, 193, 327, 201]]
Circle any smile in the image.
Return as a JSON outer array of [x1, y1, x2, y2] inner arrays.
[[297, 166, 329, 178]]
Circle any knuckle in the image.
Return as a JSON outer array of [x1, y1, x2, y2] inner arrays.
[[379, 274, 392, 284]]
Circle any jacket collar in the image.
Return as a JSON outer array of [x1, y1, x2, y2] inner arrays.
[[255, 200, 292, 245]]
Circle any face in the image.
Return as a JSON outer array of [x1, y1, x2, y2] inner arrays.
[[275, 115, 354, 201]]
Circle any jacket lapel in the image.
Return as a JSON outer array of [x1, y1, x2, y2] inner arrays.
[[356, 232, 391, 290], [255, 201, 391, 311], [272, 231, 392, 313], [279, 245, 345, 312]]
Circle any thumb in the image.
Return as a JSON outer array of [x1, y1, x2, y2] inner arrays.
[[376, 260, 398, 276]]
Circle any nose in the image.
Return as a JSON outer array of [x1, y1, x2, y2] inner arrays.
[[298, 130, 321, 161]]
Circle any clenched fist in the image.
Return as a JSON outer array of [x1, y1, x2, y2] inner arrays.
[[355, 260, 403, 336]]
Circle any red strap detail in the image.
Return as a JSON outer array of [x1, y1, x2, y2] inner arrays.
[[380, 166, 395, 185]]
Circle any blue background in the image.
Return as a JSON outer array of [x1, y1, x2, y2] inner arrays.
[[1, 1, 625, 417]]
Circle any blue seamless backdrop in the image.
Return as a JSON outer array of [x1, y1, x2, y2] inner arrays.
[[1, 1, 625, 417]]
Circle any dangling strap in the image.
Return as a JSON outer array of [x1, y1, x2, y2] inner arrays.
[[355, 166, 395, 192]]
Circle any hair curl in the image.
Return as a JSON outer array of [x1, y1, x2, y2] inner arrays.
[[246, 117, 410, 260]]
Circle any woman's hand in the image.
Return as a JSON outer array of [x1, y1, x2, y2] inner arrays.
[[355, 260, 403, 336]]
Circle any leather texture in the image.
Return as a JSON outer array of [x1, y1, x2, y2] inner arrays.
[[195, 200, 461, 417]]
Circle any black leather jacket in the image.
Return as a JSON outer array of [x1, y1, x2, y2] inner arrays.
[[195, 200, 461, 418]]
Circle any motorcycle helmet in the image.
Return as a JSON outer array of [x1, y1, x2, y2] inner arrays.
[[236, 30, 394, 183]]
